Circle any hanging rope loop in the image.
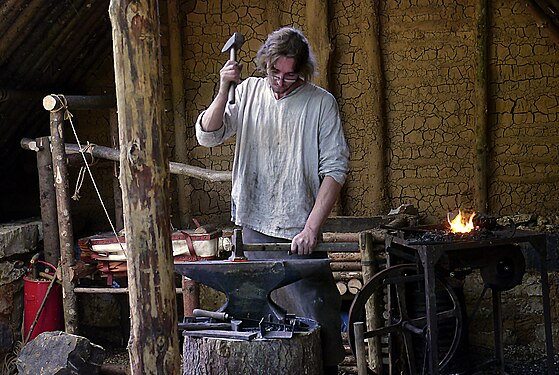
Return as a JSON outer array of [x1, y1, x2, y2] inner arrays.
[[60, 99, 127, 257]]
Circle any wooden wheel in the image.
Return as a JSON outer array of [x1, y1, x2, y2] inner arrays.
[[347, 264, 463, 374]]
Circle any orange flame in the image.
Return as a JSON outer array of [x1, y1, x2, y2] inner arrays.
[[447, 210, 476, 233]]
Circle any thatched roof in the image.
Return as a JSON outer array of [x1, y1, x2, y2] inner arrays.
[[0, 0, 112, 221]]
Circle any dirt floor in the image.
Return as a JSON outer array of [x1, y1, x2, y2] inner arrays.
[[446, 345, 558, 375], [103, 343, 559, 375]]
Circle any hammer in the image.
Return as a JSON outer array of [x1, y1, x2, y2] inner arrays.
[[221, 32, 244, 104]]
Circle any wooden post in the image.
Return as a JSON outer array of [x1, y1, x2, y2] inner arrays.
[[305, 0, 349, 216], [305, 0, 332, 91], [354, 322, 368, 375], [359, 231, 385, 373], [474, 0, 489, 213], [109, 0, 180, 373], [44, 98, 79, 335], [361, 0, 388, 215], [167, 0, 199, 315], [34, 136, 60, 266], [109, 109, 124, 231], [265, 0, 281, 33], [167, 0, 192, 228]]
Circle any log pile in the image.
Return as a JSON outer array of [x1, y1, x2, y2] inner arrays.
[[332, 228, 389, 375], [330, 252, 363, 297]]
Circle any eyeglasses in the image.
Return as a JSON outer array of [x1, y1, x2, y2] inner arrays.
[[268, 69, 299, 84]]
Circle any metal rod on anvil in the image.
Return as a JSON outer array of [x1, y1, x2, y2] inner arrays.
[[242, 242, 358, 253]]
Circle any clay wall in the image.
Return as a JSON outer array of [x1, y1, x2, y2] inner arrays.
[[488, 3, 559, 215], [65, 0, 558, 230], [175, 0, 558, 225]]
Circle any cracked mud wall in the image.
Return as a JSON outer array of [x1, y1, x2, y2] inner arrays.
[[489, 2, 559, 216], [67, 1, 557, 231], [381, 2, 478, 217], [178, 0, 558, 226]]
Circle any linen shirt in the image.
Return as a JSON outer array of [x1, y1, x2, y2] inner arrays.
[[196, 77, 349, 239]]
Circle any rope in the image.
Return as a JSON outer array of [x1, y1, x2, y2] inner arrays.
[[71, 143, 97, 201], [52, 94, 127, 257], [71, 166, 86, 201]]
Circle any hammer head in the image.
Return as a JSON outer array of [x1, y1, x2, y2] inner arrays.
[[221, 32, 245, 53]]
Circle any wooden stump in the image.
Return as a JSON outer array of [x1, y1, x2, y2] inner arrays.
[[182, 324, 323, 375]]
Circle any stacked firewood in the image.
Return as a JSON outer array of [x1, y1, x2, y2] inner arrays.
[[329, 252, 363, 297], [339, 331, 358, 375], [323, 232, 362, 297]]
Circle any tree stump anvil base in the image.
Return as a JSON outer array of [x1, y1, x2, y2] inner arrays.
[[182, 320, 323, 375]]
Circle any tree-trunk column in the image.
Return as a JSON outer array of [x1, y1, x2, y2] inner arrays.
[[109, 0, 180, 373], [45, 102, 78, 334]]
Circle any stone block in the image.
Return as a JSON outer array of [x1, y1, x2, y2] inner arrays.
[[0, 220, 42, 260], [16, 331, 105, 375]]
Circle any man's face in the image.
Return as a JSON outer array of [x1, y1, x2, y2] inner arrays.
[[267, 57, 300, 97]]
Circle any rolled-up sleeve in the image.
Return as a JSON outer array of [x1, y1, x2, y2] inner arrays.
[[318, 98, 349, 186], [195, 111, 229, 147], [195, 82, 244, 147]]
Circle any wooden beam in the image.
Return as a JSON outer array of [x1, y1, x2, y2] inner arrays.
[[525, 0, 559, 46], [265, 0, 281, 33], [44, 98, 78, 335], [109, 0, 180, 373], [21, 138, 232, 182], [0, 0, 43, 66], [167, 0, 193, 228], [360, 0, 388, 215], [474, 0, 489, 213], [109, 109, 124, 232], [43, 94, 116, 111], [34, 137, 60, 268], [305, 0, 332, 90]]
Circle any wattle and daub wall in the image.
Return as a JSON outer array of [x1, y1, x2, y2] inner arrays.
[[179, 0, 558, 226]]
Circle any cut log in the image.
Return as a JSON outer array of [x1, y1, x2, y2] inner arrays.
[[336, 281, 348, 295], [330, 261, 362, 271], [323, 232, 360, 243], [328, 252, 361, 262], [332, 271, 362, 282], [348, 278, 363, 294], [182, 325, 323, 375]]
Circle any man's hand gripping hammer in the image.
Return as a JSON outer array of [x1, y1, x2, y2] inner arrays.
[[221, 32, 244, 104]]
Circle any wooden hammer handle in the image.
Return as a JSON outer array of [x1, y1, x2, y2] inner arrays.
[[228, 48, 237, 104]]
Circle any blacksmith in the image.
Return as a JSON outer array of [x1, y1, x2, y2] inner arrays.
[[195, 27, 349, 374]]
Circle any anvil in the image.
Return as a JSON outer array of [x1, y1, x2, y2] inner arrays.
[[175, 258, 329, 321]]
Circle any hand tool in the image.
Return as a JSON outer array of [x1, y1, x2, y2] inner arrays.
[[227, 228, 357, 261], [178, 321, 233, 331], [183, 329, 257, 341], [191, 308, 302, 339], [221, 32, 245, 104]]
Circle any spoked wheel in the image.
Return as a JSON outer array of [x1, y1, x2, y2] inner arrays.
[[347, 264, 463, 374]]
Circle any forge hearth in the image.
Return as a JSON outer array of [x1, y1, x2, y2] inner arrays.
[[347, 224, 554, 375]]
